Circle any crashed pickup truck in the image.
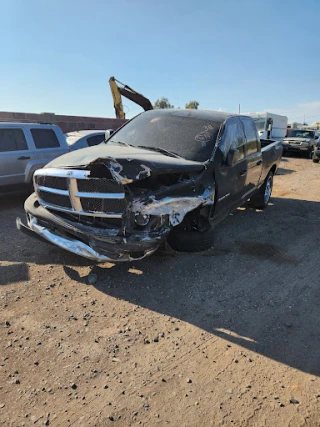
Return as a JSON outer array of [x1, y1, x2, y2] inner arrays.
[[17, 109, 282, 262]]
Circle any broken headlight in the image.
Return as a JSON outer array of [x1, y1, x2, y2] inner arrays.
[[134, 213, 150, 227]]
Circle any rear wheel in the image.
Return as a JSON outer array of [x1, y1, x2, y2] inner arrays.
[[167, 226, 215, 252], [248, 172, 273, 210]]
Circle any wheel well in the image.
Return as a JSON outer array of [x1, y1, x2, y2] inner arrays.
[[176, 205, 211, 232], [270, 164, 277, 175]]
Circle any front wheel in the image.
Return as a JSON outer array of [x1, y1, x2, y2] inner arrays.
[[167, 226, 215, 252], [248, 172, 274, 210]]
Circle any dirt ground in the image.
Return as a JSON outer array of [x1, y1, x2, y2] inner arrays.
[[0, 156, 320, 427]]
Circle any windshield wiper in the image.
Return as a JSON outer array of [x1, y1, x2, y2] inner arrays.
[[137, 146, 181, 158], [108, 141, 181, 158], [108, 140, 133, 147]]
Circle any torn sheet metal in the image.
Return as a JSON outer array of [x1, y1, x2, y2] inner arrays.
[[136, 164, 152, 180], [105, 158, 134, 184], [104, 159, 151, 184], [132, 190, 214, 226]]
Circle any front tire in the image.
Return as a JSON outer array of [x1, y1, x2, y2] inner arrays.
[[167, 226, 215, 252], [248, 172, 274, 210]]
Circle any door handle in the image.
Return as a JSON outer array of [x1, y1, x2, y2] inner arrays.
[[240, 169, 247, 176], [256, 160, 262, 165], [17, 156, 30, 160]]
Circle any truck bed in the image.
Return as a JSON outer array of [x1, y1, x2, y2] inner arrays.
[[260, 138, 279, 149], [260, 139, 283, 180]]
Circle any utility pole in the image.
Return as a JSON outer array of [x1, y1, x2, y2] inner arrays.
[[238, 104, 240, 114]]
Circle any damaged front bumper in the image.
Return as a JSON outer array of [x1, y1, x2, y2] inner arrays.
[[18, 193, 167, 262]]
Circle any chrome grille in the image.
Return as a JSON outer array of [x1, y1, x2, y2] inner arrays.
[[77, 179, 122, 194], [38, 190, 72, 209], [35, 175, 68, 190], [34, 168, 126, 219], [80, 197, 126, 214]]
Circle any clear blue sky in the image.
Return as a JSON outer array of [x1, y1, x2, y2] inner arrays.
[[1, 0, 320, 123]]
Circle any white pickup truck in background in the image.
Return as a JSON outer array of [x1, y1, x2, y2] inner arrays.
[[0, 123, 68, 194]]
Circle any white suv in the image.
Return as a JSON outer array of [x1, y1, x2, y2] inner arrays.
[[0, 123, 68, 193]]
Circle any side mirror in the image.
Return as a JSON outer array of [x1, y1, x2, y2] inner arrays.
[[105, 129, 114, 141], [226, 148, 240, 166]]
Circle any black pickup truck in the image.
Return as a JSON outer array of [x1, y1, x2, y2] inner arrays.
[[17, 109, 282, 262]]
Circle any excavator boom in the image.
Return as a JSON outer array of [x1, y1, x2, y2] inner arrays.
[[109, 76, 153, 119]]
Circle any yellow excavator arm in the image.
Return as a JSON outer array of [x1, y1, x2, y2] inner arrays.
[[109, 76, 153, 119]]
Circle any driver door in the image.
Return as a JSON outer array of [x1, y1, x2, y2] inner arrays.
[[213, 117, 248, 221]]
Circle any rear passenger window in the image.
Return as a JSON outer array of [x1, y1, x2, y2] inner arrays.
[[219, 117, 245, 161], [241, 117, 259, 156], [87, 134, 104, 147], [31, 129, 60, 149], [0, 128, 28, 152]]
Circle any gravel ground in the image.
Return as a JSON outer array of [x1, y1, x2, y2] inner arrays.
[[0, 156, 320, 427]]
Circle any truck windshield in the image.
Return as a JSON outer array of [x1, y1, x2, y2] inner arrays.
[[289, 130, 314, 138], [109, 110, 222, 162]]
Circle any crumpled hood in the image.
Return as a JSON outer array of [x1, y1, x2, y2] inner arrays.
[[45, 143, 205, 183]]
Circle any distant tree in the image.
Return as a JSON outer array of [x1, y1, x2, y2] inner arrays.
[[185, 100, 199, 109], [153, 97, 174, 109]]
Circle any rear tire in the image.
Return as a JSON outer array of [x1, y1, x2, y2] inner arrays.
[[167, 226, 215, 252], [248, 172, 274, 210]]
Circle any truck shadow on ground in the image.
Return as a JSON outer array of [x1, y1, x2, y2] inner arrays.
[[282, 152, 310, 159], [276, 167, 295, 175], [2, 195, 320, 376], [0, 264, 29, 285], [78, 196, 319, 377]]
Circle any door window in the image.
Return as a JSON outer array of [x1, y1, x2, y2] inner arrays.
[[219, 117, 245, 162], [0, 128, 28, 152], [241, 117, 259, 156], [31, 129, 60, 149], [87, 134, 104, 147]]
